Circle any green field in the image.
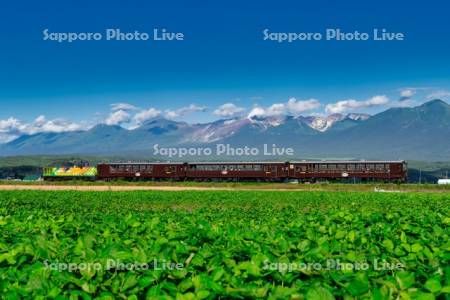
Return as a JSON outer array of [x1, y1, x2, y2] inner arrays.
[[0, 191, 449, 299]]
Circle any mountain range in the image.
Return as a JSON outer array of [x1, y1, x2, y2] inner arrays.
[[1, 99, 449, 161]]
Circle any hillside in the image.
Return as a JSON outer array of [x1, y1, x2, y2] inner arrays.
[[0, 100, 449, 161]]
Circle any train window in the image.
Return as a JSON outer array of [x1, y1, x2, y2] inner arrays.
[[296, 165, 307, 172], [164, 166, 176, 172], [253, 165, 262, 171], [139, 165, 149, 172], [328, 164, 336, 170], [201, 165, 219, 171]]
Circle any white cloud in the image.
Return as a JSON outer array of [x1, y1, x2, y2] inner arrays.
[[110, 103, 138, 111], [248, 98, 321, 118], [213, 103, 245, 117], [284, 98, 321, 115], [247, 106, 267, 118], [134, 108, 162, 124], [164, 104, 207, 119], [0, 118, 24, 142], [426, 90, 450, 100], [325, 95, 389, 114], [400, 89, 415, 98], [105, 110, 131, 126], [0, 115, 81, 143], [31, 117, 80, 134], [399, 88, 416, 101]]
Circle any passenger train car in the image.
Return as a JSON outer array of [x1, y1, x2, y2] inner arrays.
[[91, 161, 407, 182]]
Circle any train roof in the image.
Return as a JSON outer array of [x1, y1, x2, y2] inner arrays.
[[99, 160, 406, 165], [98, 162, 284, 165], [289, 160, 406, 164], [188, 161, 406, 164], [98, 162, 185, 165]]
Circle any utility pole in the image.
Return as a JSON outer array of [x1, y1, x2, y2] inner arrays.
[[419, 169, 422, 184]]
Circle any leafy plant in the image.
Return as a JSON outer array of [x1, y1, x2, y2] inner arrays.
[[0, 190, 448, 299]]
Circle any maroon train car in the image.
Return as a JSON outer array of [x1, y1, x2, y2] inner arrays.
[[95, 160, 407, 182], [185, 162, 286, 181], [288, 160, 407, 182], [97, 162, 185, 180]]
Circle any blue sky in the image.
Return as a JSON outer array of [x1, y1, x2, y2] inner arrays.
[[0, 0, 449, 141]]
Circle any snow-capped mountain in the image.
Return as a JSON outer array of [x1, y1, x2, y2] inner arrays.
[[182, 118, 252, 143], [302, 113, 370, 131], [1, 100, 449, 161], [347, 113, 371, 121]]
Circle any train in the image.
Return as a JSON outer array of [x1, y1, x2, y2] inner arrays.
[[43, 160, 408, 183]]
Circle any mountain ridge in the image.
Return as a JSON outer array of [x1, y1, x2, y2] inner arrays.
[[0, 100, 449, 161]]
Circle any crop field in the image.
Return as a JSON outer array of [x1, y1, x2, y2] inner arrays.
[[0, 191, 449, 299]]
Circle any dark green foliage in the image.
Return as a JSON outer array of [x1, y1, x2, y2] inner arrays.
[[0, 191, 449, 299]]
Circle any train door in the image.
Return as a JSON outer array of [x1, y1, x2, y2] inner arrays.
[[288, 163, 295, 178]]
